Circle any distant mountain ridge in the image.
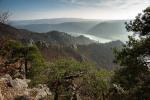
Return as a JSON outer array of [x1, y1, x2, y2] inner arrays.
[[13, 21, 100, 33], [87, 20, 130, 40], [11, 18, 130, 41], [10, 18, 101, 25], [0, 22, 94, 45]]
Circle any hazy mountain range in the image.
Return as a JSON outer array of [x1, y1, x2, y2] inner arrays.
[[10, 18, 100, 25], [10, 18, 131, 42], [0, 22, 123, 69]]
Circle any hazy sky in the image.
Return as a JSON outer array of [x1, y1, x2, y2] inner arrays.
[[0, 0, 150, 20]]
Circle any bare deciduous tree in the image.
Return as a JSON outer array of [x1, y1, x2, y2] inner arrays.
[[0, 11, 10, 24]]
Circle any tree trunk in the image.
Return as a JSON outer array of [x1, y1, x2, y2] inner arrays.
[[24, 59, 28, 78], [102, 92, 105, 100], [70, 82, 78, 100], [71, 93, 77, 100], [54, 91, 58, 100]]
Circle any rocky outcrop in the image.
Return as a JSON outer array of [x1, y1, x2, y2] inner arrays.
[[0, 74, 52, 100], [33, 84, 52, 100]]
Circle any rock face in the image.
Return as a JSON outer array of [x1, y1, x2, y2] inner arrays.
[[0, 74, 52, 100], [1, 74, 29, 89], [33, 84, 52, 100]]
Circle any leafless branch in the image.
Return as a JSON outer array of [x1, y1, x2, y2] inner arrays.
[[0, 11, 11, 24]]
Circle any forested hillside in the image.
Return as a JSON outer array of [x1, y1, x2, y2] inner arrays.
[[1, 5, 150, 100], [0, 21, 121, 100], [0, 22, 122, 70]]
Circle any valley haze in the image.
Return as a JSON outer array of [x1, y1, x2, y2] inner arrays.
[[1, 0, 150, 99], [10, 18, 131, 43]]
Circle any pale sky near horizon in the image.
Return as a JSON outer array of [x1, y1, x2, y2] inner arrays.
[[0, 0, 150, 20]]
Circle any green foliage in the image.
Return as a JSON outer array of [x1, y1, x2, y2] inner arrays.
[[47, 58, 95, 100], [0, 38, 47, 86], [112, 6, 150, 100], [125, 7, 150, 36], [26, 45, 48, 86], [47, 58, 113, 100], [79, 69, 112, 100], [0, 39, 25, 75]]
